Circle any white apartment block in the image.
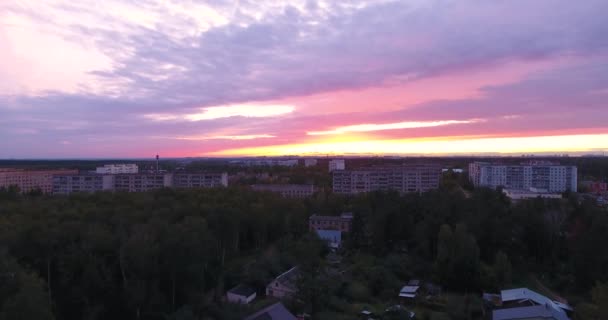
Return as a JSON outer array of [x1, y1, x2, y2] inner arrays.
[[52, 172, 229, 194], [96, 164, 139, 174], [234, 159, 299, 167], [304, 159, 318, 167], [114, 173, 173, 192], [173, 172, 228, 188], [333, 164, 441, 194], [469, 161, 577, 193], [503, 188, 563, 201], [53, 174, 114, 195], [251, 184, 315, 198], [329, 159, 345, 172], [0, 168, 78, 194]]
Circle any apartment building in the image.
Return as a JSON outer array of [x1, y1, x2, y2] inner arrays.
[[114, 173, 173, 192], [304, 159, 318, 167], [96, 163, 139, 174], [251, 184, 315, 198], [53, 174, 115, 195], [332, 164, 441, 194], [173, 172, 228, 188], [469, 161, 577, 193], [52, 171, 228, 194], [0, 168, 78, 193], [329, 159, 345, 172], [502, 188, 563, 201], [232, 159, 299, 167]]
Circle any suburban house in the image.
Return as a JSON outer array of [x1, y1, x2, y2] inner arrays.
[[266, 267, 300, 299], [398, 285, 420, 300], [315, 229, 342, 250], [226, 284, 256, 304], [397, 279, 442, 301], [244, 302, 297, 320], [484, 288, 573, 320]]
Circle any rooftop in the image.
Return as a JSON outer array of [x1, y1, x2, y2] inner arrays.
[[309, 214, 352, 221], [315, 229, 342, 241], [499, 288, 571, 320], [227, 284, 256, 297], [273, 266, 300, 291], [244, 302, 297, 320], [493, 305, 563, 320], [252, 184, 314, 190]]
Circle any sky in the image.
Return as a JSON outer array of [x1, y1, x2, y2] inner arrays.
[[1, 0, 607, 158]]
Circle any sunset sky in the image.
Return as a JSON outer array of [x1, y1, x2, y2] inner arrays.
[[1, 0, 607, 158]]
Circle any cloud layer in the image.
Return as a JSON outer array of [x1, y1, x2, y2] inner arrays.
[[0, 0, 607, 157]]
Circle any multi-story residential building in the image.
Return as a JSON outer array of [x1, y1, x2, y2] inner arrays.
[[96, 164, 139, 174], [469, 161, 577, 193], [332, 164, 441, 194], [329, 159, 345, 172], [0, 168, 78, 194], [251, 184, 315, 198], [502, 188, 563, 201], [231, 159, 299, 167], [173, 172, 228, 188], [52, 171, 229, 194], [304, 159, 318, 167], [309, 213, 353, 232], [114, 173, 173, 192], [53, 174, 115, 195]]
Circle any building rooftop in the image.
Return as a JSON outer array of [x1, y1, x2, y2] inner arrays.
[[400, 286, 420, 293], [499, 288, 571, 320], [501, 288, 566, 307], [244, 302, 297, 320], [228, 284, 256, 297], [309, 214, 350, 221], [273, 266, 300, 291], [399, 285, 419, 298], [252, 184, 314, 190], [493, 305, 563, 320], [315, 229, 341, 243]]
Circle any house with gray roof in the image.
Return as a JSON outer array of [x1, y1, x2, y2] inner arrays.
[[227, 284, 256, 304], [266, 267, 300, 299], [243, 302, 297, 320], [493, 304, 566, 320], [487, 288, 572, 320], [398, 285, 420, 299]]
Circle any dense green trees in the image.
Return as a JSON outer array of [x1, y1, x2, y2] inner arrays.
[[0, 188, 309, 319], [0, 181, 606, 319], [0, 250, 54, 320], [434, 224, 481, 291]]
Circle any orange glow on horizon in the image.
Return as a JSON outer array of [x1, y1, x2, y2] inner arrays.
[[205, 133, 608, 157]]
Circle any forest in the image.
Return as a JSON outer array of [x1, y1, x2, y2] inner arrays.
[[0, 173, 607, 319]]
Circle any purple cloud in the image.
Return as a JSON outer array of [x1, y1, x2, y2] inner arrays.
[[1, 0, 608, 157]]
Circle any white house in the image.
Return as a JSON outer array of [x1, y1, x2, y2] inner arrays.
[[398, 285, 420, 299], [226, 285, 256, 304]]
